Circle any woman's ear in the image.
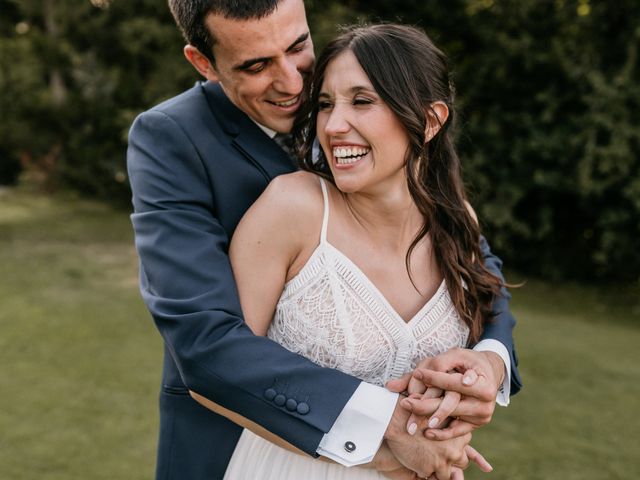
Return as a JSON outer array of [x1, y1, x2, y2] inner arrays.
[[183, 45, 219, 82], [424, 101, 449, 143]]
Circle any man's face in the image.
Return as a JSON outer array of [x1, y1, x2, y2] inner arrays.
[[205, 0, 314, 133]]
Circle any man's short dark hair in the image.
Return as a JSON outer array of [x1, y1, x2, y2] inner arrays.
[[168, 0, 282, 64]]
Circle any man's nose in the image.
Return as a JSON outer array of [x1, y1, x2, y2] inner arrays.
[[273, 58, 304, 94]]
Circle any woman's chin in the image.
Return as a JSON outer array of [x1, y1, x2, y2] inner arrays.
[[332, 177, 361, 194]]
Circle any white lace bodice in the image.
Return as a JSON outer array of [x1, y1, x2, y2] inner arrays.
[[267, 179, 470, 386]]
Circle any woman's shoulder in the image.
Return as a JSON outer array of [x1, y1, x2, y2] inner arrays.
[[260, 171, 325, 217], [267, 170, 323, 195], [232, 171, 325, 262], [237, 171, 325, 238]]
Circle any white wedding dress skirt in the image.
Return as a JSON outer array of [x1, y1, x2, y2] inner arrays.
[[223, 179, 470, 478], [224, 429, 387, 479]]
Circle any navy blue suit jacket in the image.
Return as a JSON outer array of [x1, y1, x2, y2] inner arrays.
[[127, 81, 521, 480]]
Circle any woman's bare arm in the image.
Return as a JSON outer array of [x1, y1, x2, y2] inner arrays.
[[227, 174, 309, 335]]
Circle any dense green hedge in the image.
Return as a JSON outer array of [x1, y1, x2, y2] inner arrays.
[[2, 0, 638, 282], [0, 0, 194, 199]]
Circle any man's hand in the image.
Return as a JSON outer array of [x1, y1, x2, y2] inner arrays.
[[387, 349, 505, 440], [383, 399, 473, 479], [370, 442, 420, 479]]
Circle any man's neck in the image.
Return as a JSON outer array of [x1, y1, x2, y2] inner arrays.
[[252, 120, 277, 139]]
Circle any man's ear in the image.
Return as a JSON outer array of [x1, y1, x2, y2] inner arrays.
[[183, 45, 219, 82], [424, 101, 449, 143]]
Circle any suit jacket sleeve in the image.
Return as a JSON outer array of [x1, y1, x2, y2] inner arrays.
[[127, 109, 361, 456], [478, 235, 523, 394]]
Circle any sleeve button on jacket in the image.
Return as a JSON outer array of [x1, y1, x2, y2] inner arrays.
[[264, 388, 277, 401], [296, 402, 310, 415]]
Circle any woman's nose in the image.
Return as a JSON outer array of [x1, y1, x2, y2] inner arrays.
[[323, 105, 350, 135]]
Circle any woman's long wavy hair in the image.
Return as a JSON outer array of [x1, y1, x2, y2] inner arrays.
[[292, 24, 503, 342]]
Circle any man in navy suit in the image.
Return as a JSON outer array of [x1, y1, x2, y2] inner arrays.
[[127, 1, 522, 478]]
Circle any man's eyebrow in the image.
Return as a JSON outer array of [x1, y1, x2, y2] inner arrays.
[[233, 32, 309, 71], [286, 32, 309, 52]]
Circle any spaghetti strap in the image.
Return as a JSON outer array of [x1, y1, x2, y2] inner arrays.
[[318, 178, 330, 244]]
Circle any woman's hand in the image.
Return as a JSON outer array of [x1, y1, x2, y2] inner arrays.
[[387, 348, 504, 440]]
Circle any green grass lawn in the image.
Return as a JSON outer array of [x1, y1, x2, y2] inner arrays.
[[1, 188, 638, 479], [0, 189, 159, 479]]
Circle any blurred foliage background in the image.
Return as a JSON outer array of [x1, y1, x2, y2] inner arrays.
[[1, 0, 639, 282]]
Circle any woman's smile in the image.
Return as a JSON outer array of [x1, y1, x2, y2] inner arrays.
[[331, 144, 371, 167]]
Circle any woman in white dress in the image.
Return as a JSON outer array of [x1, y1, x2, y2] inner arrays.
[[218, 24, 503, 479]]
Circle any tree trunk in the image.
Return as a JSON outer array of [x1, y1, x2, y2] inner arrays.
[[43, 0, 66, 106]]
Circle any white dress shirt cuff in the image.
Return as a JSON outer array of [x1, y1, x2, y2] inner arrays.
[[473, 339, 511, 406], [317, 382, 398, 466]]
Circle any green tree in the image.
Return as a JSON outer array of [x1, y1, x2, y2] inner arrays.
[[2, 0, 639, 281], [1, 0, 195, 201]]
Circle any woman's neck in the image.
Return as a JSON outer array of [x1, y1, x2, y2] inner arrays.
[[341, 182, 424, 251]]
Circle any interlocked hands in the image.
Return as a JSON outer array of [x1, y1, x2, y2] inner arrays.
[[375, 348, 506, 479]]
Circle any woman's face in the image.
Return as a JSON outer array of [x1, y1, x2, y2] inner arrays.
[[316, 50, 410, 195]]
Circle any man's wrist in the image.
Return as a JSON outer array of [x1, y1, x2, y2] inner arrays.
[[481, 351, 506, 388], [473, 339, 511, 405], [384, 398, 410, 441], [318, 383, 397, 466]]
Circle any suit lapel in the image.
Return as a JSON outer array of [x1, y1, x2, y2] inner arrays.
[[202, 81, 296, 180]]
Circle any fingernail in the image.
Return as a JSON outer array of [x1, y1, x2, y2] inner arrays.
[[463, 375, 473, 385], [426, 431, 436, 439], [428, 417, 439, 428], [407, 422, 417, 435], [413, 370, 423, 380]]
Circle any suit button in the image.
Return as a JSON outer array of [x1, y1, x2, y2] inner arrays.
[[344, 441, 356, 453], [296, 402, 310, 415], [285, 399, 297, 411], [274, 394, 286, 406], [264, 388, 277, 401]]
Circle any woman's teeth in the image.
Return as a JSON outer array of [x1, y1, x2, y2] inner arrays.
[[333, 146, 370, 164]]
